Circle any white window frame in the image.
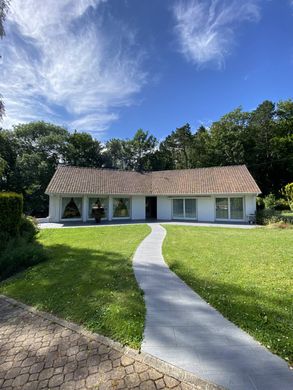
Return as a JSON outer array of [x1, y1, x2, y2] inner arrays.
[[60, 196, 83, 222], [112, 197, 132, 220], [215, 196, 245, 221], [87, 196, 109, 221], [172, 198, 197, 220]]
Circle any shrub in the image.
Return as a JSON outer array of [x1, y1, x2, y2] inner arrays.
[[0, 192, 23, 237], [282, 183, 293, 211], [0, 237, 48, 281], [256, 196, 265, 210], [256, 209, 293, 225], [263, 194, 277, 210], [274, 198, 290, 211], [19, 215, 39, 242]]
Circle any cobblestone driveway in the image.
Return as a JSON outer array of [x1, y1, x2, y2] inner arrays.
[[0, 296, 219, 390]]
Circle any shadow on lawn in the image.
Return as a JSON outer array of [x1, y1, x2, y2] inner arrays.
[[167, 259, 293, 365], [0, 243, 146, 347]]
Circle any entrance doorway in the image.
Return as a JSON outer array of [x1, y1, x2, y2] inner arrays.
[[145, 197, 157, 219]]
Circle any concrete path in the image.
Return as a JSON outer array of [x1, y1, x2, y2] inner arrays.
[[133, 224, 293, 390]]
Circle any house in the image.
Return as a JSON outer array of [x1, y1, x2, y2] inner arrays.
[[46, 165, 261, 223]]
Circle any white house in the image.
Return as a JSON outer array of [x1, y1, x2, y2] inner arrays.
[[46, 165, 261, 223]]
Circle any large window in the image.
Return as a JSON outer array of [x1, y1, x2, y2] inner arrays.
[[61, 197, 82, 219], [216, 197, 244, 220], [172, 198, 196, 219], [216, 198, 229, 219], [113, 198, 130, 218], [88, 197, 108, 219], [230, 197, 244, 219]]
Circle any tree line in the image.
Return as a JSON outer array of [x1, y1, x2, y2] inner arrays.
[[0, 99, 292, 216]]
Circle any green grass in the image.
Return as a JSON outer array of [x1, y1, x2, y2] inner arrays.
[[0, 225, 150, 348], [162, 225, 293, 364]]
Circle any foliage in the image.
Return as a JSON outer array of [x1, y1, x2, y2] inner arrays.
[[263, 194, 277, 210], [282, 182, 293, 211], [0, 192, 23, 238], [0, 237, 47, 281], [0, 225, 150, 348], [256, 196, 265, 210], [19, 215, 39, 242], [163, 225, 293, 364], [256, 209, 293, 225], [1, 98, 293, 216]]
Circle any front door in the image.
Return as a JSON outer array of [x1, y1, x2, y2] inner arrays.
[[145, 197, 157, 219]]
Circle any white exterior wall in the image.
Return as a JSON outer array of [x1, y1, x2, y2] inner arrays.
[[245, 195, 257, 217], [197, 197, 214, 222], [157, 196, 172, 220], [48, 195, 60, 222], [131, 196, 146, 220]]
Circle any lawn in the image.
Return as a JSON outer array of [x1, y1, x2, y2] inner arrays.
[[0, 225, 150, 348], [162, 225, 293, 364]]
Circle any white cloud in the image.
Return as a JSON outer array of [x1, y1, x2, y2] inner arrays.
[[172, 0, 261, 68], [0, 0, 146, 135]]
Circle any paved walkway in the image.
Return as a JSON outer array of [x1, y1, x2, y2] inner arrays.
[[0, 296, 220, 390], [133, 224, 293, 390]]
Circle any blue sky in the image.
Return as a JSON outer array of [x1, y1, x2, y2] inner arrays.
[[1, 0, 293, 140]]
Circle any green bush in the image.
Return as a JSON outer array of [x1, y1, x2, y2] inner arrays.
[[0, 192, 23, 237], [256, 209, 293, 225], [0, 237, 48, 281], [256, 196, 265, 210], [19, 216, 39, 242], [263, 193, 277, 210], [274, 198, 290, 211]]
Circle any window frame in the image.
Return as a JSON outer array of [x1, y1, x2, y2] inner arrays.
[[112, 197, 131, 219], [215, 196, 245, 221], [60, 196, 83, 221], [172, 198, 197, 220]]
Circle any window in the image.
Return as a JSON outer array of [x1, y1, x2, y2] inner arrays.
[[173, 199, 184, 218], [113, 198, 130, 218], [61, 197, 82, 219], [172, 198, 196, 219], [216, 197, 244, 220], [88, 197, 108, 219], [230, 197, 244, 219], [216, 198, 228, 219], [185, 199, 197, 218]]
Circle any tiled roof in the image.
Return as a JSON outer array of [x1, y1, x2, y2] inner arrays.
[[46, 165, 261, 195]]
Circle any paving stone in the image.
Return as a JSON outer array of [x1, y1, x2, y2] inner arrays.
[[121, 355, 134, 367], [48, 373, 64, 387], [155, 378, 166, 389], [164, 375, 180, 388], [0, 296, 218, 390]]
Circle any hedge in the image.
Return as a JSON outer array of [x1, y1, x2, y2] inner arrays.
[[0, 192, 23, 238]]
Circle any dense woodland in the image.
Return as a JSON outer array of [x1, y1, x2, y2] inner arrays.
[[0, 99, 292, 216]]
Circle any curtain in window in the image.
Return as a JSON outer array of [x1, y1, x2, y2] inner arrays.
[[230, 198, 244, 219], [173, 199, 184, 218], [216, 198, 228, 219], [62, 197, 82, 219], [113, 198, 130, 218], [88, 198, 108, 219]]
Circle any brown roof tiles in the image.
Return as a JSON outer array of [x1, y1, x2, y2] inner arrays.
[[46, 165, 261, 195]]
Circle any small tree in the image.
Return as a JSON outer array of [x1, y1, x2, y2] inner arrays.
[[282, 183, 293, 211]]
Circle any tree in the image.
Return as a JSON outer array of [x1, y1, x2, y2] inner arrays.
[[8, 122, 69, 215], [209, 107, 250, 166], [161, 124, 194, 169], [64, 131, 103, 167], [127, 129, 158, 171]]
